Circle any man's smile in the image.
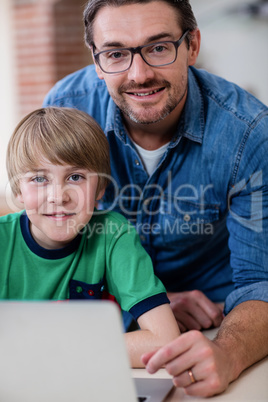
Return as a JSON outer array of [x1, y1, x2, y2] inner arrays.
[[128, 87, 165, 97]]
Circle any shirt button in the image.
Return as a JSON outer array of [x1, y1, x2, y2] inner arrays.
[[134, 159, 140, 166], [143, 199, 150, 206], [88, 289, 95, 296], [140, 235, 146, 242], [184, 214, 191, 222], [76, 286, 83, 294]]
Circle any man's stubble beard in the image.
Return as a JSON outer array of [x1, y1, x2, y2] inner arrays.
[[108, 72, 188, 125]]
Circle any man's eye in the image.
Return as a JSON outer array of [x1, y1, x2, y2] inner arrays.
[[106, 50, 129, 60], [155, 46, 164, 52], [152, 44, 167, 53], [110, 51, 123, 59]]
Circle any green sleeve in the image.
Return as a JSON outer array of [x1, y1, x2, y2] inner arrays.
[[103, 213, 167, 312]]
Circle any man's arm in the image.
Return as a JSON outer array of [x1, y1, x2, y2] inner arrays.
[[213, 300, 268, 382], [142, 299, 268, 397], [125, 303, 180, 368]]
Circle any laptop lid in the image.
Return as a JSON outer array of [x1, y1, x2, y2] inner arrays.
[[0, 301, 137, 402], [0, 301, 173, 402]]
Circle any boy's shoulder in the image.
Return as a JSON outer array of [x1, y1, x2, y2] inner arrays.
[[91, 210, 130, 226], [0, 211, 22, 225], [0, 211, 23, 242], [84, 210, 137, 244]]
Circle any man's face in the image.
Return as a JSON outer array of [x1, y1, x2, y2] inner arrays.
[[92, 1, 200, 126]]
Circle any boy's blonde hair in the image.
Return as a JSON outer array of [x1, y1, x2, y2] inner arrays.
[[7, 107, 110, 196]]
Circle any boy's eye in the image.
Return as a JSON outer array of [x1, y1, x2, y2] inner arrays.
[[32, 176, 47, 183], [69, 174, 83, 182]]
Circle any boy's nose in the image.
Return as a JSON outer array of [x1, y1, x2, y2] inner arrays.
[[47, 184, 69, 204]]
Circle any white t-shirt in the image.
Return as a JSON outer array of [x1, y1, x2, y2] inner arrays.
[[133, 141, 170, 176]]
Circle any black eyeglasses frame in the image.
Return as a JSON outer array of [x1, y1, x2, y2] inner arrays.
[[93, 30, 190, 74]]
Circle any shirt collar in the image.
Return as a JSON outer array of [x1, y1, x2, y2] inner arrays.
[[104, 66, 205, 146], [105, 98, 127, 142], [178, 67, 205, 145], [20, 212, 82, 259]]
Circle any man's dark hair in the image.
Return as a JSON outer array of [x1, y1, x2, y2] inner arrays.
[[83, 0, 198, 49]]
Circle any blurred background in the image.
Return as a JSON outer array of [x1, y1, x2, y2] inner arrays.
[[0, 0, 267, 213]]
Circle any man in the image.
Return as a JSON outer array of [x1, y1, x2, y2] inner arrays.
[[44, 0, 268, 397]]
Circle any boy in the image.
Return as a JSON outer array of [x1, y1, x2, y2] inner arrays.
[[1, 107, 180, 367]]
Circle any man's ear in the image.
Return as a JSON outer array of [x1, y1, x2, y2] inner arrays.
[[188, 29, 201, 66], [90, 46, 105, 80]]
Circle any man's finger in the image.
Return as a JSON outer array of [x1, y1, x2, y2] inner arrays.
[[194, 292, 224, 327], [144, 333, 194, 373], [173, 310, 203, 330]]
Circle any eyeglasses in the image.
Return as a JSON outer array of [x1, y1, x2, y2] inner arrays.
[[93, 30, 190, 74]]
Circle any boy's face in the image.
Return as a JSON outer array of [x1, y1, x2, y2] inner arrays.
[[17, 160, 104, 249]]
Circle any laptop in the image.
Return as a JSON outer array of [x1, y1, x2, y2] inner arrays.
[[0, 301, 173, 402]]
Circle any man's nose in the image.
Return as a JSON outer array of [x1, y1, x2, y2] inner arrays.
[[127, 54, 155, 83]]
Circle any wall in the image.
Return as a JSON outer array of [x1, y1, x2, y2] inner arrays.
[[191, 0, 268, 104], [0, 0, 18, 211], [13, 0, 90, 118]]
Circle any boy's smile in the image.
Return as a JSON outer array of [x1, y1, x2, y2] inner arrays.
[[17, 160, 103, 249]]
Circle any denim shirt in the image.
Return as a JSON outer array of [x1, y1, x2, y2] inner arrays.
[[44, 65, 268, 315]]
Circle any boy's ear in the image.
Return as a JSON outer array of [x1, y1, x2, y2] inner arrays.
[[90, 47, 104, 80], [16, 192, 24, 204], [12, 192, 25, 211], [6, 192, 24, 212], [96, 188, 105, 201]]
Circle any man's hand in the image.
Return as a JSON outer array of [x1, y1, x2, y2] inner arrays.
[[167, 290, 224, 332], [142, 300, 268, 397], [141, 330, 233, 398]]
